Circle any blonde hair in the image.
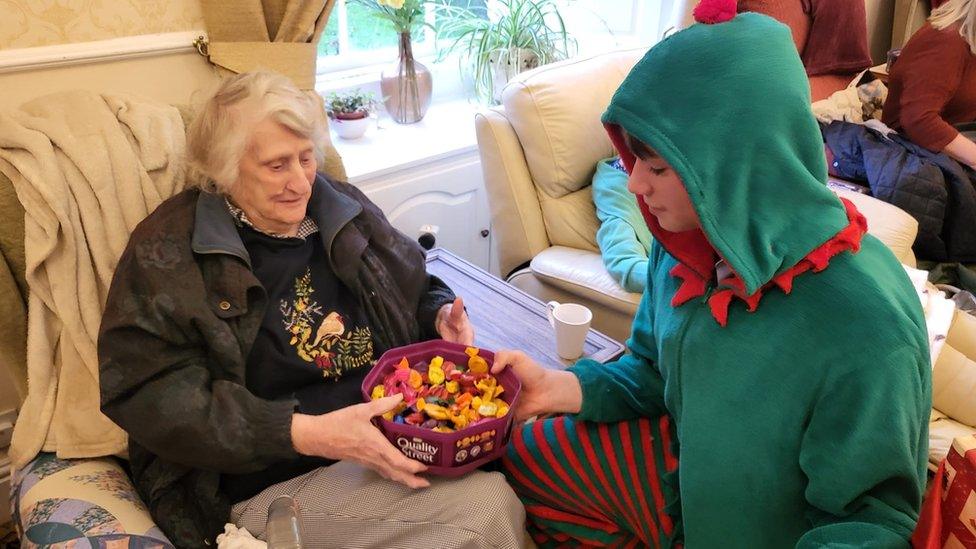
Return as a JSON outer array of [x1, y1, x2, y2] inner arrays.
[[929, 0, 976, 54], [186, 71, 328, 194]]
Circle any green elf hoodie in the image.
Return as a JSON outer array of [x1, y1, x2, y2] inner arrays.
[[568, 8, 931, 549]]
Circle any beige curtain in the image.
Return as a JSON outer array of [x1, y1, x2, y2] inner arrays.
[[200, 0, 346, 181]]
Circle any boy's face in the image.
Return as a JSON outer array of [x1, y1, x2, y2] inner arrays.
[[627, 154, 701, 233]]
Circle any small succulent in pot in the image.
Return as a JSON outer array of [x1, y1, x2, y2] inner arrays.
[[326, 89, 376, 121], [326, 89, 377, 140]]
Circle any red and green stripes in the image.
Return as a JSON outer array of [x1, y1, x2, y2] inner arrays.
[[502, 415, 680, 548]]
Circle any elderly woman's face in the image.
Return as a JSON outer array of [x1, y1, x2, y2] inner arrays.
[[229, 117, 317, 236]]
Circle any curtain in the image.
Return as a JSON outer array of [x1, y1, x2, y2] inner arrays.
[[199, 0, 346, 181]]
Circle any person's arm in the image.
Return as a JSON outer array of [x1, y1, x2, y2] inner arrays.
[[891, 30, 968, 152], [98, 252, 300, 475], [291, 395, 429, 488], [596, 218, 650, 294], [568, 290, 666, 422], [797, 346, 929, 548], [943, 132, 976, 169], [492, 287, 665, 423], [593, 159, 652, 294], [416, 273, 457, 339]]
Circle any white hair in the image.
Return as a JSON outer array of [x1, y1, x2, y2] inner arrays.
[[186, 71, 328, 194], [929, 0, 976, 54]]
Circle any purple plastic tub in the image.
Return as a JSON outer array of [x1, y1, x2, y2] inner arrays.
[[361, 339, 521, 477]]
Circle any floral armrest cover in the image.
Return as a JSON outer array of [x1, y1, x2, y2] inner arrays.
[[11, 453, 173, 548]]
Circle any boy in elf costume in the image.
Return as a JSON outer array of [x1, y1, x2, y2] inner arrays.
[[492, 0, 931, 547]]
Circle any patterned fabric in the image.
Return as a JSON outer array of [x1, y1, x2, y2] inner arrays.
[[914, 434, 976, 547], [502, 415, 680, 548], [232, 460, 526, 548], [11, 453, 174, 548], [225, 197, 318, 239]]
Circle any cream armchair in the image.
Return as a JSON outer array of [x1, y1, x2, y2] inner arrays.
[[475, 48, 920, 342]]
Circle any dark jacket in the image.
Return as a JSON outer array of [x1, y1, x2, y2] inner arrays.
[[98, 175, 454, 548], [822, 120, 976, 262]]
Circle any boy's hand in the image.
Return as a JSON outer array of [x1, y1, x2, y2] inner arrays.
[[492, 350, 583, 421]]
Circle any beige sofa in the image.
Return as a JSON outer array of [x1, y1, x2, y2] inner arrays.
[[475, 47, 920, 342]]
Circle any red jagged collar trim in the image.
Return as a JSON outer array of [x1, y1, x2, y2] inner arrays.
[[670, 198, 867, 326]]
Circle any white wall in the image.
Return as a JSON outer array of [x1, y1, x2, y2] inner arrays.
[[0, 0, 214, 109], [1, 0, 204, 50], [0, 47, 219, 110]]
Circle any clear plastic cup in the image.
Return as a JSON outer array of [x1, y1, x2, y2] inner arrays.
[[266, 495, 303, 549]]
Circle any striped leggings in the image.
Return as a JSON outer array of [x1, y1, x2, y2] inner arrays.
[[502, 415, 680, 548]]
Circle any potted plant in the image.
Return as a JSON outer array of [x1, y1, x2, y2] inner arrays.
[[434, 0, 576, 104], [326, 89, 376, 140]]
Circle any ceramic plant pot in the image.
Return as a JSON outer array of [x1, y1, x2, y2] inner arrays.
[[330, 111, 371, 140]]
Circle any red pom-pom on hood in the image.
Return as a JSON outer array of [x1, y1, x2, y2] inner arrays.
[[692, 0, 737, 24]]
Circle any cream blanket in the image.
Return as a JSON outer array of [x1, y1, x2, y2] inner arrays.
[[0, 91, 186, 468]]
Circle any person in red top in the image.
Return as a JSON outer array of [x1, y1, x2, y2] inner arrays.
[[883, 0, 976, 169]]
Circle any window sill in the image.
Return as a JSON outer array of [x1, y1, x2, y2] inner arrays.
[[331, 98, 483, 184]]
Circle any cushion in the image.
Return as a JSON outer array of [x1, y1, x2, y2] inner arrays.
[[929, 409, 976, 466], [933, 341, 976, 427], [501, 49, 643, 251], [931, 309, 976, 427], [12, 453, 173, 548], [501, 48, 643, 199], [539, 187, 601, 252], [530, 246, 641, 314], [833, 188, 918, 266]]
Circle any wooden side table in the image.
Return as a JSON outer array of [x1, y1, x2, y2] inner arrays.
[[425, 248, 625, 369]]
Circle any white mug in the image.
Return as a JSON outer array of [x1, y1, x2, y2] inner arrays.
[[546, 301, 593, 360]]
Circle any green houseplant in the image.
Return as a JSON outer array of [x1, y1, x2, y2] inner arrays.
[[435, 0, 576, 103], [325, 89, 376, 139]]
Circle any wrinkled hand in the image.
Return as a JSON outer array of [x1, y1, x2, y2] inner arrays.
[[291, 394, 430, 488], [436, 297, 474, 346], [491, 350, 583, 422]]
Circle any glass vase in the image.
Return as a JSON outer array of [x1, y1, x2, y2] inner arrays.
[[380, 32, 432, 124]]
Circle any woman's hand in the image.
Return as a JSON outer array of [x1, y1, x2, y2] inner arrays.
[[491, 350, 583, 422], [436, 297, 474, 345], [291, 394, 430, 489], [944, 133, 976, 171]]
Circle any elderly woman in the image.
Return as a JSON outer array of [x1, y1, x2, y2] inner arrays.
[[98, 71, 524, 548]]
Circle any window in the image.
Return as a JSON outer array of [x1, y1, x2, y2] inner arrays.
[[317, 1, 663, 88], [560, 0, 662, 56], [318, 0, 487, 74]]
